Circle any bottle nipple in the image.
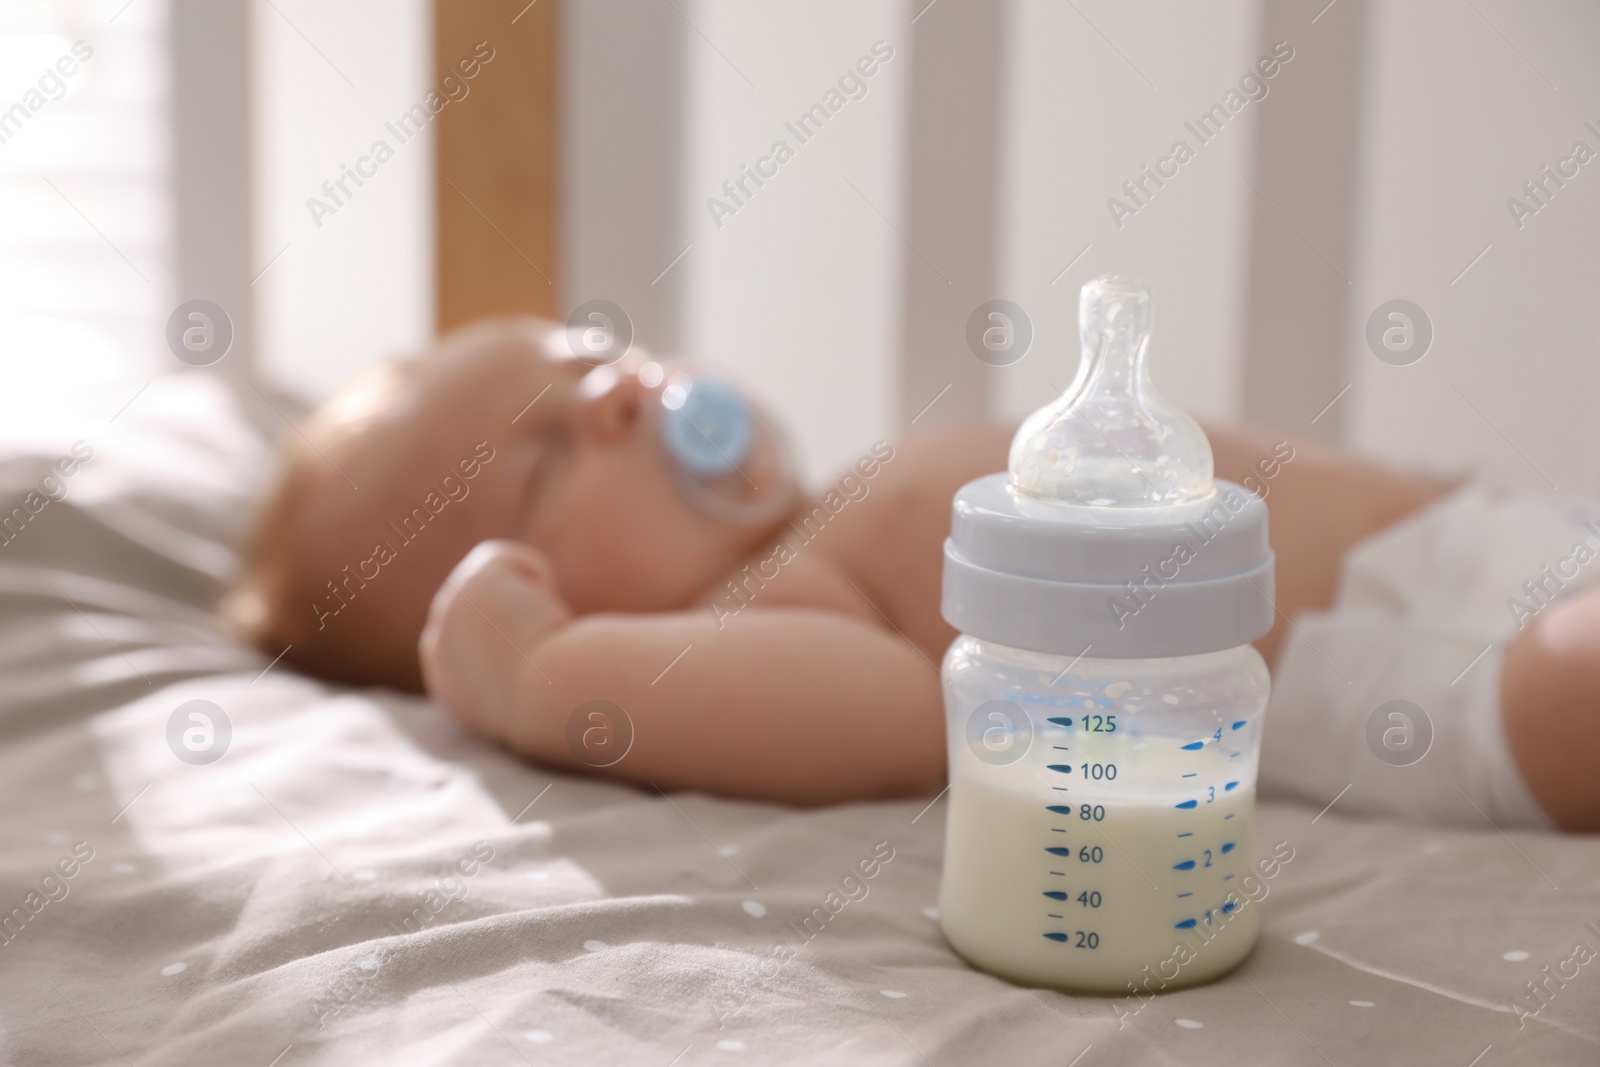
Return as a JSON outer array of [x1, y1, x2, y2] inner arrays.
[[1008, 276, 1213, 508]]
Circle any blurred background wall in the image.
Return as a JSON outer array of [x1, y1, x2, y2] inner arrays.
[[1348, 0, 1600, 494], [1, 0, 1596, 494]]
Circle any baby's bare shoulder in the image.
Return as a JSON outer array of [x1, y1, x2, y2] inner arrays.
[[701, 427, 1010, 634], [788, 424, 1013, 657], [878, 424, 1013, 490], [840, 424, 1012, 532]]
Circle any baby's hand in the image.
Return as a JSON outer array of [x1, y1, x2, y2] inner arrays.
[[419, 540, 572, 739]]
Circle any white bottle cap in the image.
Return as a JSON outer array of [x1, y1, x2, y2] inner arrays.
[[942, 277, 1274, 658]]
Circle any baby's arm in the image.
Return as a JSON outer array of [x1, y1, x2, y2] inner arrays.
[[420, 541, 945, 805]]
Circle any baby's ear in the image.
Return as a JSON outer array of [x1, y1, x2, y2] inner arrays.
[[576, 367, 642, 443]]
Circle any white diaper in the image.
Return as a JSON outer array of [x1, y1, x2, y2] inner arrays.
[[1260, 482, 1600, 829]]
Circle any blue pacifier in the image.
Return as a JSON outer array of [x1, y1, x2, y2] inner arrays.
[[655, 371, 796, 525], [661, 377, 753, 477]]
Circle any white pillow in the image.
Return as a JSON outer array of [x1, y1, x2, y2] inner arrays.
[[0, 373, 271, 726]]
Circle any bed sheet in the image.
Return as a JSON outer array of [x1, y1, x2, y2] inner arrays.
[[0, 374, 1594, 1066]]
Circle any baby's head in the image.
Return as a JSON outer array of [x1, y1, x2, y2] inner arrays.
[[229, 318, 797, 689]]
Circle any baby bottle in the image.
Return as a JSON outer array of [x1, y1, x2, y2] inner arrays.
[[937, 276, 1274, 994]]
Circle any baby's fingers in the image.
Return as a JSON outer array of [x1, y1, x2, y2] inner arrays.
[[449, 539, 561, 597], [420, 540, 570, 685]]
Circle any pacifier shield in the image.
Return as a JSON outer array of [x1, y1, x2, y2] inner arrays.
[[662, 378, 754, 478]]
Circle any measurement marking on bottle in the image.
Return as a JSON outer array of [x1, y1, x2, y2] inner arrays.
[[1052, 746, 1071, 751], [1175, 799, 1198, 809], [1177, 891, 1193, 898], [1044, 891, 1068, 900], [1053, 786, 1071, 792], [1221, 842, 1236, 853], [1049, 871, 1067, 877], [1047, 717, 1074, 728], [1223, 874, 1234, 881], [1232, 720, 1247, 730], [1173, 859, 1196, 871], [1177, 832, 1193, 838], [1043, 931, 1100, 947], [1181, 773, 1197, 778], [1224, 781, 1239, 791], [1224, 813, 1235, 820], [1181, 741, 1204, 751], [1046, 805, 1072, 814], [1051, 828, 1069, 833], [1046, 847, 1072, 856], [1048, 913, 1064, 919], [1175, 919, 1198, 929], [1047, 764, 1074, 774]]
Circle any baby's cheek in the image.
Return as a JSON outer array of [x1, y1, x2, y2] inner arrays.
[[545, 462, 718, 610], [542, 513, 634, 607]]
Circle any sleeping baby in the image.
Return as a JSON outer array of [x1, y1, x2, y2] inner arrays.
[[227, 318, 1599, 830]]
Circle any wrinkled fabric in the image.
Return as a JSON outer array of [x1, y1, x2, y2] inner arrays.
[[0, 375, 1594, 1066]]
